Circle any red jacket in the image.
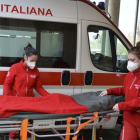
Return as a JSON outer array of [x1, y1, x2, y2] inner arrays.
[[3, 60, 49, 97], [107, 68, 140, 127]]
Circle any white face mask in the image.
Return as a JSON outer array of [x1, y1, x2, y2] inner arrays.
[[27, 61, 36, 69], [127, 60, 139, 72]]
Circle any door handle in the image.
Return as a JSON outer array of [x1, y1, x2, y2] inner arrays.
[[84, 71, 93, 85], [61, 70, 71, 85]]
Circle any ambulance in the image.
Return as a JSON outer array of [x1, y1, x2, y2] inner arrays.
[[0, 0, 131, 129]]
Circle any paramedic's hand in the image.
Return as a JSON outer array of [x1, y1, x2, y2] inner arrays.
[[99, 90, 107, 97], [113, 104, 120, 112]]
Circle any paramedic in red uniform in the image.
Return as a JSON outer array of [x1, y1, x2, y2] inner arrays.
[[99, 46, 140, 140], [3, 43, 50, 140]]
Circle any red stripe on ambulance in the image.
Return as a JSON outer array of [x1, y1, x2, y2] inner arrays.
[[0, 71, 126, 86]]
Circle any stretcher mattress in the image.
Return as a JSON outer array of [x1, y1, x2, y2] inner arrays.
[[0, 91, 124, 118]]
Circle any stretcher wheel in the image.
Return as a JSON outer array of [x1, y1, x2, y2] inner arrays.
[[0, 134, 4, 140], [77, 130, 84, 140], [14, 133, 20, 139]]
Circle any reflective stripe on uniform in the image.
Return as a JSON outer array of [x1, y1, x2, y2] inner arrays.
[[122, 126, 125, 140]]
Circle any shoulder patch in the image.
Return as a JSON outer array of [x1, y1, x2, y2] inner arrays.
[[30, 75, 36, 78]]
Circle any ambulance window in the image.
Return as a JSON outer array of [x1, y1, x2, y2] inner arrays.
[[40, 31, 63, 57], [88, 26, 113, 72], [0, 18, 77, 68], [38, 23, 77, 69], [115, 36, 128, 72], [0, 27, 36, 58]]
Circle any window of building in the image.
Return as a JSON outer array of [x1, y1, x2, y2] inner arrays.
[[136, 1, 140, 44], [119, 0, 137, 45]]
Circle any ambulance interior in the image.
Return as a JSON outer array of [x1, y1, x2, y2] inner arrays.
[[0, 18, 77, 69], [88, 26, 128, 73]]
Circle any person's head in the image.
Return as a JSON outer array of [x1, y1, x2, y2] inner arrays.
[[127, 46, 140, 72], [24, 43, 38, 69], [136, 41, 140, 47]]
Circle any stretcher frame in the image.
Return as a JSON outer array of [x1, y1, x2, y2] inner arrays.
[[0, 110, 122, 140]]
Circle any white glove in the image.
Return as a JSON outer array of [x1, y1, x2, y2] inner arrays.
[[99, 90, 108, 97]]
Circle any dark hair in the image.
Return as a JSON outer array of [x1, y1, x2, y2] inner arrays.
[[136, 41, 140, 47], [24, 43, 38, 57], [128, 46, 140, 59]]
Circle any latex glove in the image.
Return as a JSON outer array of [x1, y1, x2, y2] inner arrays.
[[113, 104, 120, 112], [99, 90, 107, 97]]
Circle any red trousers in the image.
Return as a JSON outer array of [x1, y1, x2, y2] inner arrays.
[[9, 131, 31, 139], [120, 120, 140, 140]]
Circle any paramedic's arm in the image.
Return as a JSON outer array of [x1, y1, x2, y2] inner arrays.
[[118, 97, 140, 111], [107, 86, 125, 96], [99, 87, 125, 96], [34, 73, 50, 96], [100, 74, 128, 97], [3, 66, 15, 96]]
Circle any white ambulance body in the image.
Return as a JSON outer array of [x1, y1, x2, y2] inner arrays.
[[0, 0, 131, 129]]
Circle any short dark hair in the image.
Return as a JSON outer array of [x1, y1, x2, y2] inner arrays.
[[24, 43, 38, 57]]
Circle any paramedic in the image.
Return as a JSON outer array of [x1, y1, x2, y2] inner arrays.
[[3, 43, 49, 140], [136, 41, 140, 47], [99, 46, 140, 140], [3, 43, 49, 97]]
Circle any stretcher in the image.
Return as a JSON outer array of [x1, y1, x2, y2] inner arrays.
[[0, 110, 122, 140], [0, 91, 124, 140]]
